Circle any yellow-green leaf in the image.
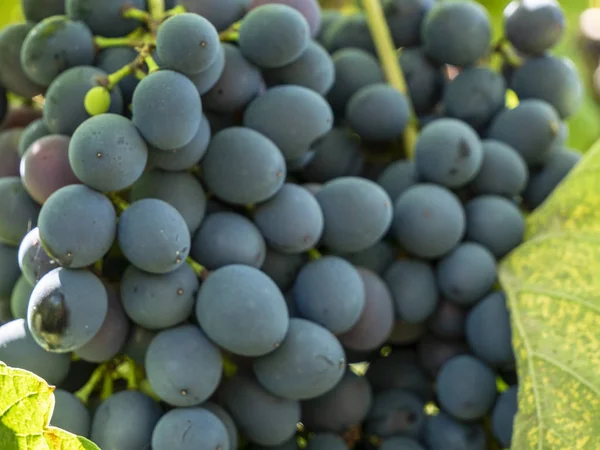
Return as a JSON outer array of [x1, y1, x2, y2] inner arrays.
[[0, 364, 101, 450], [43, 428, 99, 450], [0, 363, 55, 449], [499, 139, 600, 450], [478, 0, 600, 152]]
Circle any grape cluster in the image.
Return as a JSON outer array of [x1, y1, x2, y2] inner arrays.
[[0, 0, 583, 449]]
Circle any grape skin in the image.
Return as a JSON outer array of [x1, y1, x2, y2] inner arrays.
[[491, 386, 518, 448], [21, 0, 65, 23], [145, 325, 223, 407], [66, 0, 146, 38], [132, 70, 202, 151], [248, 0, 322, 37], [18, 119, 50, 157], [196, 265, 289, 357], [0, 242, 20, 297], [239, 4, 310, 69], [39, 184, 115, 268], [0, 177, 40, 246], [50, 389, 90, 437], [0, 128, 22, 177], [10, 275, 33, 320]]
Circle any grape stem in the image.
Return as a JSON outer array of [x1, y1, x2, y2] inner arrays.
[[148, 0, 165, 19], [219, 21, 241, 42], [362, 0, 419, 158], [94, 35, 146, 49], [106, 64, 134, 90], [121, 6, 152, 23], [106, 192, 211, 279], [494, 39, 524, 67], [307, 248, 322, 260], [144, 55, 160, 74], [74, 364, 108, 405], [164, 5, 187, 18]]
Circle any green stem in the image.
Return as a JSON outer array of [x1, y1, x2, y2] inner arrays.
[[187, 257, 210, 280], [145, 55, 160, 73], [114, 357, 139, 390], [107, 64, 134, 90], [164, 5, 187, 17], [495, 39, 524, 67], [363, 0, 418, 158], [307, 248, 322, 260], [95, 35, 145, 49], [100, 373, 114, 401], [139, 379, 161, 401], [74, 364, 107, 405], [148, 0, 165, 19], [122, 7, 152, 23]]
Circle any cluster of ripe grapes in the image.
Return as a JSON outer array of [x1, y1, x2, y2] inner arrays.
[[0, 0, 583, 449]]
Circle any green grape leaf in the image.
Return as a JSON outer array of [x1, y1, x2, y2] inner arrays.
[[499, 139, 600, 450], [478, 0, 600, 153], [43, 428, 99, 450], [0, 363, 100, 450]]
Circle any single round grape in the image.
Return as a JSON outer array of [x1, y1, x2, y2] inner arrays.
[[202, 127, 286, 205], [0, 24, 45, 98], [69, 114, 147, 192], [157, 14, 220, 75], [39, 184, 116, 268], [303, 128, 364, 183], [422, 0, 491, 67], [221, 374, 300, 446], [50, 389, 90, 437], [465, 195, 525, 258], [436, 355, 497, 421], [346, 83, 410, 142], [146, 325, 222, 406], [301, 371, 372, 433], [466, 291, 515, 368], [121, 264, 198, 330], [0, 177, 40, 246], [316, 177, 393, 253], [132, 70, 202, 151], [152, 407, 229, 450], [504, 0, 565, 55], [487, 99, 561, 166], [27, 268, 108, 353], [0, 319, 71, 385], [436, 242, 497, 306], [294, 256, 365, 334], [491, 386, 518, 448], [327, 48, 384, 113], [511, 55, 583, 119], [384, 259, 439, 323], [253, 318, 346, 400], [244, 85, 333, 161], [66, 0, 146, 37], [415, 118, 483, 188], [43, 66, 123, 135], [90, 391, 162, 450], [523, 148, 581, 209], [469, 140, 529, 197], [196, 265, 289, 356], [254, 184, 324, 253], [239, 4, 310, 69], [148, 114, 211, 171], [202, 43, 263, 113], [21, 135, 80, 205], [443, 67, 506, 130], [392, 184, 465, 259], [130, 170, 207, 235], [118, 199, 191, 274], [18, 119, 50, 157], [265, 41, 335, 95], [21, 16, 94, 86], [339, 268, 395, 352]]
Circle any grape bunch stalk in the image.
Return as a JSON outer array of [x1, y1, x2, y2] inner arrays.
[[0, 0, 586, 449]]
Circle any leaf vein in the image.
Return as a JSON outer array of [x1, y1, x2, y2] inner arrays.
[[532, 351, 600, 397]]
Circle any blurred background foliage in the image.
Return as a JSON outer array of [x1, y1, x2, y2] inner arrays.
[[0, 0, 598, 151]]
